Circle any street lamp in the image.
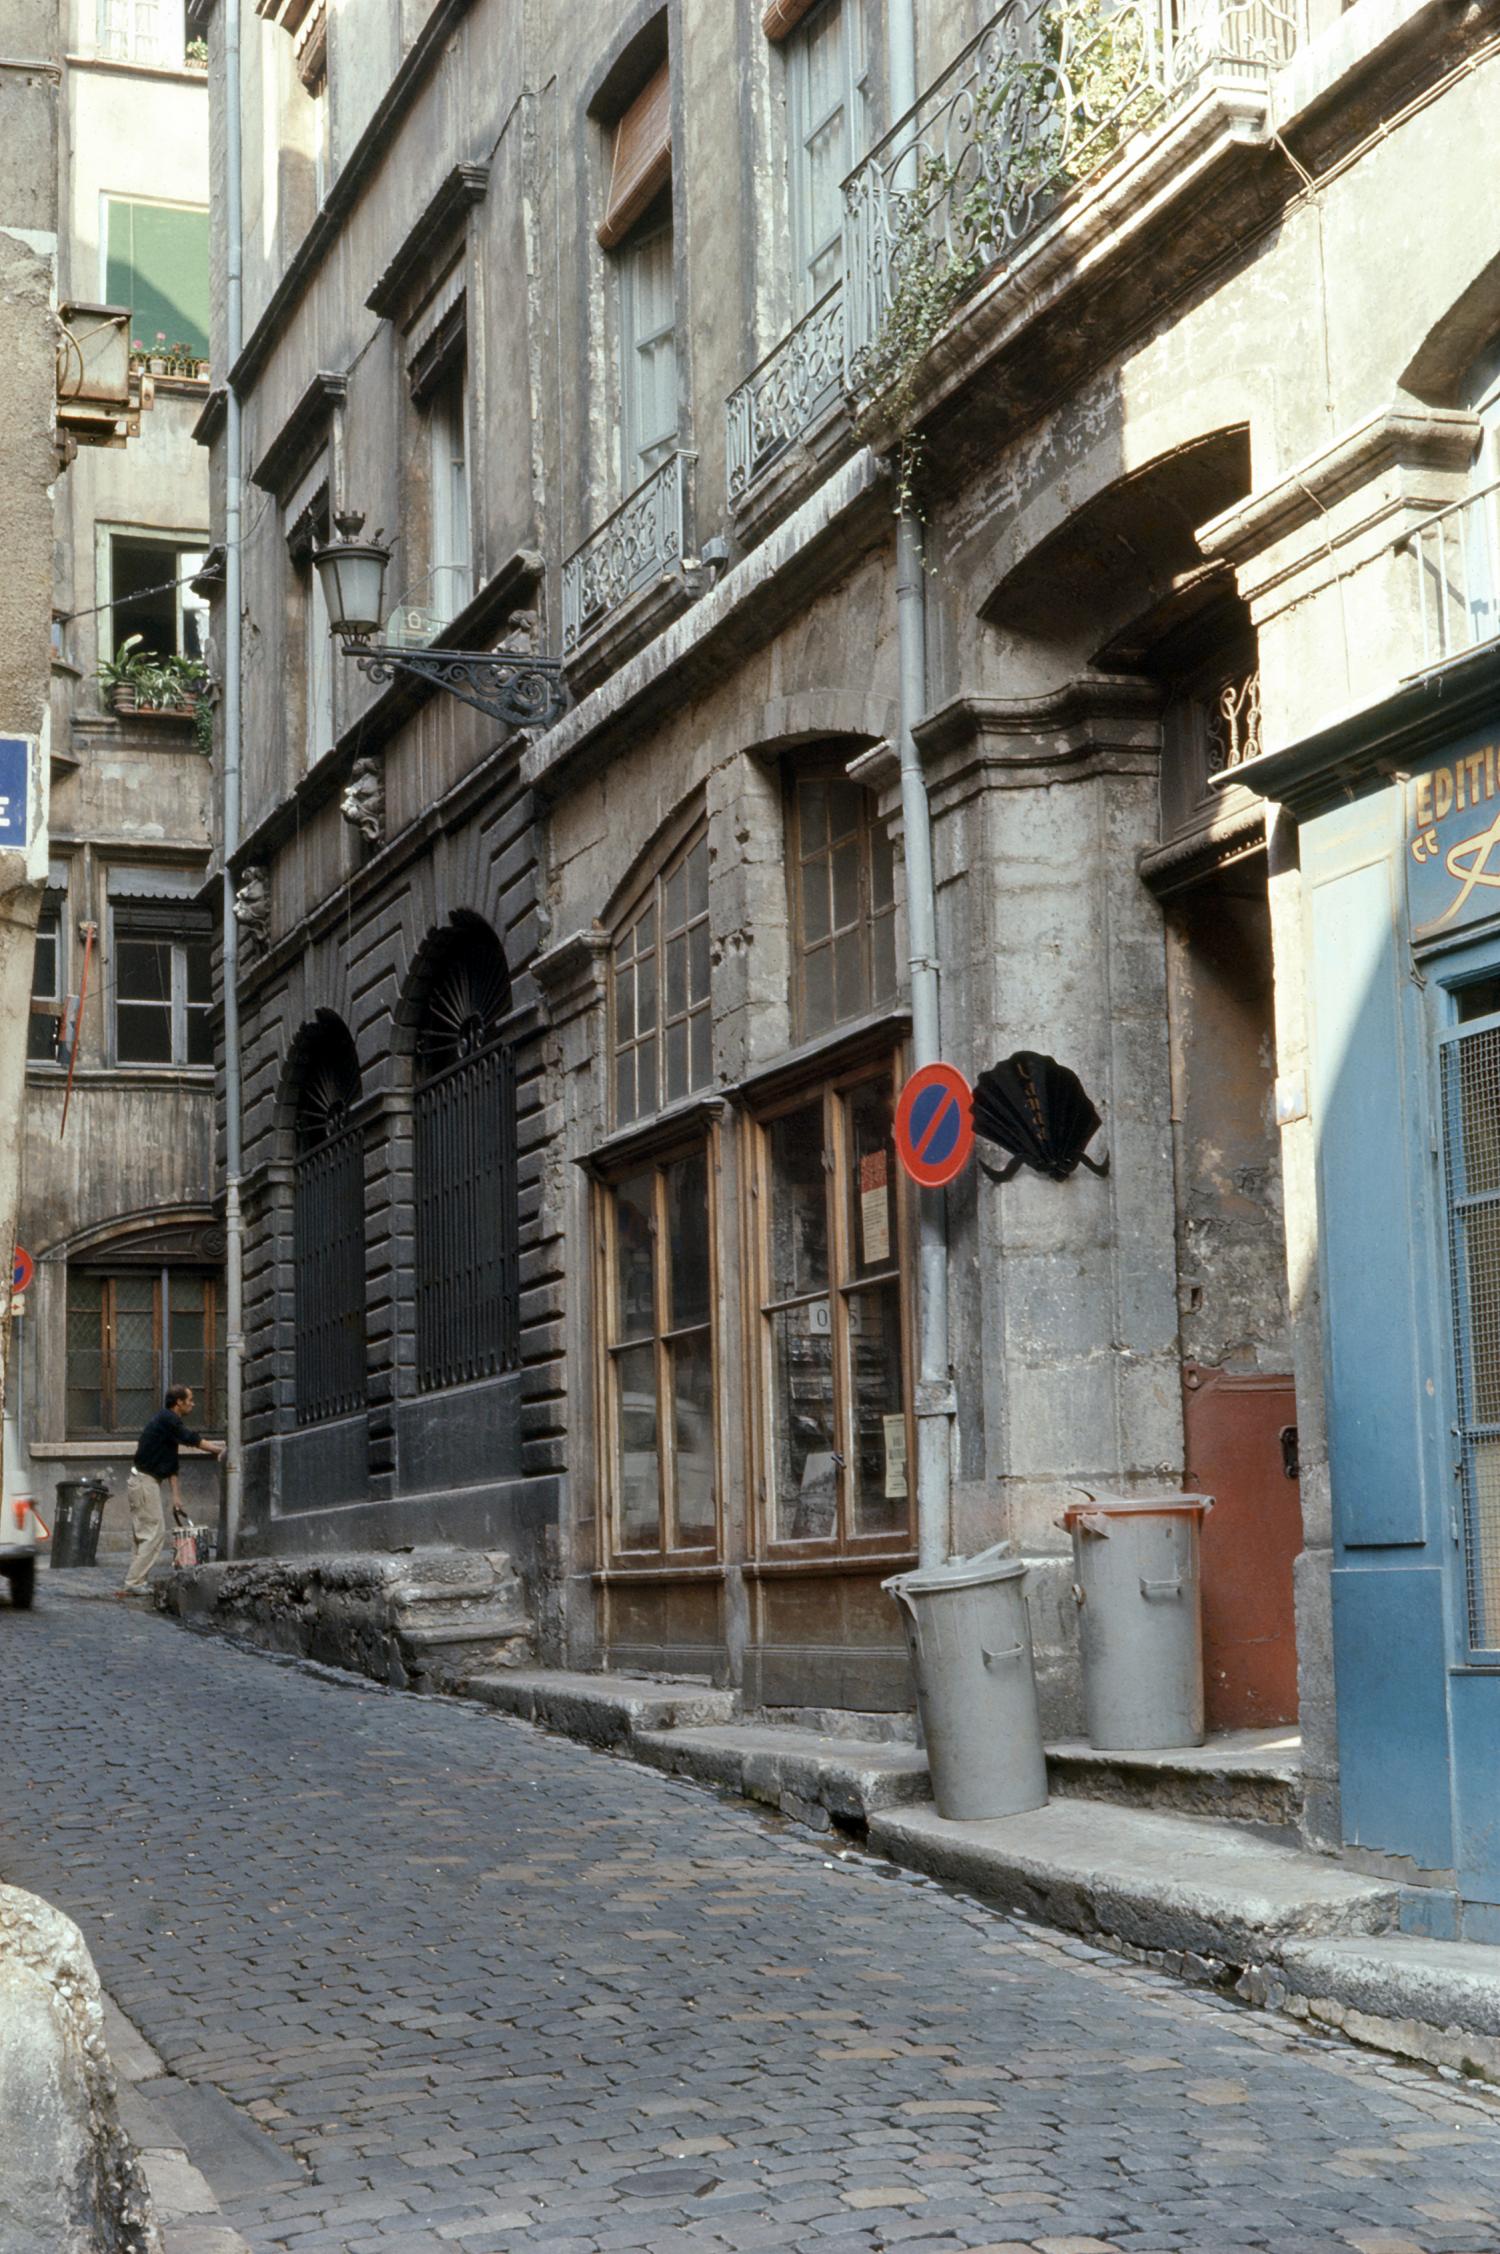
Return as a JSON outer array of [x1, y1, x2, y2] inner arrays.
[[312, 512, 567, 730]]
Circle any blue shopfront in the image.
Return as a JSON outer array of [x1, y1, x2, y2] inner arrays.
[[1249, 656, 1500, 1937]]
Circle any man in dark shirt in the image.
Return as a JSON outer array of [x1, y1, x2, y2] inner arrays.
[[120, 1384, 225, 1596]]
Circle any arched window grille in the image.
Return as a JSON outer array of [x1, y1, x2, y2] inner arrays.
[[412, 921, 520, 1390], [292, 1017, 367, 1425]]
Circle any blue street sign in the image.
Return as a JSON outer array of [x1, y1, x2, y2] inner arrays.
[[0, 737, 30, 848]]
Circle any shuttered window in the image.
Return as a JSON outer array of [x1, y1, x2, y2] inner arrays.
[[104, 197, 210, 363], [598, 62, 671, 251], [1442, 1006, 1500, 1656]]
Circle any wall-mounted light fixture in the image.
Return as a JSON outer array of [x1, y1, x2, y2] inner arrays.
[[313, 513, 568, 731]]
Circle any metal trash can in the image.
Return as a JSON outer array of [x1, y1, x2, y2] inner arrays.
[[50, 1476, 110, 1569], [883, 1542, 1049, 1821], [76, 1477, 110, 1566], [50, 1479, 87, 1569], [1062, 1495, 1213, 1751]]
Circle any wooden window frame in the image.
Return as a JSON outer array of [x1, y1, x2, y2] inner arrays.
[[787, 757, 897, 1042], [609, 812, 711, 1128], [110, 910, 214, 1070], [66, 1267, 224, 1438], [748, 1045, 914, 1563], [594, 1122, 722, 1569]]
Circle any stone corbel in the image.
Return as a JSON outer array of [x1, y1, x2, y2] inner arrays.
[[232, 865, 270, 951], [914, 677, 1162, 820], [531, 925, 610, 1029]]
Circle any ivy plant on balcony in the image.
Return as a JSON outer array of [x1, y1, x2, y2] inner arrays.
[[98, 635, 213, 748], [854, 0, 1166, 489]]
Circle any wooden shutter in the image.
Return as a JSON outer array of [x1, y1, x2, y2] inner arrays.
[[598, 63, 672, 251], [762, 0, 821, 39]]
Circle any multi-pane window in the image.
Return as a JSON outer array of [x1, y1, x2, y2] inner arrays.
[[112, 915, 213, 1066], [620, 213, 679, 479], [67, 1268, 224, 1436], [613, 825, 711, 1126], [602, 1146, 717, 1558], [787, 0, 866, 307], [103, 198, 210, 363], [97, 0, 185, 69], [758, 1063, 911, 1553], [28, 897, 63, 1064], [427, 360, 472, 627], [790, 768, 897, 1038], [107, 534, 209, 664]]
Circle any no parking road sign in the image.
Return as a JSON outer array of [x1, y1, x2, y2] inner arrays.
[[894, 1062, 973, 1189]]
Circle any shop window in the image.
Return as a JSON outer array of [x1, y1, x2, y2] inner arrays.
[[67, 1267, 223, 1436], [788, 765, 896, 1039], [112, 912, 213, 1066], [756, 1061, 911, 1552], [103, 197, 209, 363], [106, 533, 209, 664], [28, 895, 64, 1064], [601, 1143, 717, 1559], [786, 0, 866, 308], [612, 822, 710, 1127], [292, 1015, 366, 1425], [412, 920, 520, 1390]]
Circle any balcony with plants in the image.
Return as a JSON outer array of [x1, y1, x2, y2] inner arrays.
[[726, 0, 1306, 522], [98, 635, 214, 751]]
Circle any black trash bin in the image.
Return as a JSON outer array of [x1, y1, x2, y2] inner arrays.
[[50, 1479, 86, 1569], [77, 1478, 109, 1566]]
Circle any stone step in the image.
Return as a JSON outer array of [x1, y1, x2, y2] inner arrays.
[[463, 1668, 738, 1748], [633, 1721, 931, 1829], [1046, 1728, 1303, 1831], [868, 1797, 1401, 1968], [1265, 1934, 1500, 2081]]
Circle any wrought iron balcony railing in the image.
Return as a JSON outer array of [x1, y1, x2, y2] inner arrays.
[[562, 451, 697, 657], [1206, 669, 1262, 773], [726, 284, 846, 507], [1404, 478, 1500, 673], [842, 0, 1302, 398]]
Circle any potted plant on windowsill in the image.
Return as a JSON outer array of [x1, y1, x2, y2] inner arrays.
[[99, 635, 212, 737], [128, 333, 210, 382]]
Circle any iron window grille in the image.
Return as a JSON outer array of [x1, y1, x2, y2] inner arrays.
[[292, 1021, 367, 1425], [413, 926, 521, 1391], [1441, 1003, 1500, 1658]]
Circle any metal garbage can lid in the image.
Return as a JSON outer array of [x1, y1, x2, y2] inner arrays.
[[1060, 1492, 1213, 1529], [883, 1540, 1027, 1599]]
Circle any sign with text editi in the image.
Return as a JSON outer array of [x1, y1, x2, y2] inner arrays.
[[1406, 727, 1500, 940], [0, 737, 30, 849]]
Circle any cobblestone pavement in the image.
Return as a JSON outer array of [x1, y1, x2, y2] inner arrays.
[[5, 1589, 1500, 2254]]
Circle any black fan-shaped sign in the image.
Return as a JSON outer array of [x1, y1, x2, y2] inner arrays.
[[972, 1051, 1108, 1183]]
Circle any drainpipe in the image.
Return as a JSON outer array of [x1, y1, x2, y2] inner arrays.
[[889, 0, 953, 1570], [221, 0, 245, 1555]]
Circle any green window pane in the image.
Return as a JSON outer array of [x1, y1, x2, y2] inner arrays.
[[106, 199, 210, 361]]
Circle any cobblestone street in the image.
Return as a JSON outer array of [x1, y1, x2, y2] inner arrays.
[[5, 1588, 1500, 2254]]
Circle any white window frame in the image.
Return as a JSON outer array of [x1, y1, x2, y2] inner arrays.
[[619, 213, 679, 483], [96, 0, 184, 68], [786, 0, 867, 312], [97, 526, 209, 665]]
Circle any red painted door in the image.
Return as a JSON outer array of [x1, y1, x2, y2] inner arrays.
[[1183, 1364, 1301, 1730]]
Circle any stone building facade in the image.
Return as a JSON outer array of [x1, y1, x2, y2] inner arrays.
[[12, 0, 221, 1540], [209, 0, 1500, 1920]]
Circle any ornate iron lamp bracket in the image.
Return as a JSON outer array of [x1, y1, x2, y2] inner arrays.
[[346, 643, 567, 731]]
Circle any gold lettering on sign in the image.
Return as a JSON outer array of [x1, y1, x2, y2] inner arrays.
[[1436, 768, 1455, 819], [1417, 775, 1435, 829], [1436, 806, 1500, 926]]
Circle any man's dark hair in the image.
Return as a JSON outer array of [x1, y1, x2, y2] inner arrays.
[[165, 1383, 192, 1410]]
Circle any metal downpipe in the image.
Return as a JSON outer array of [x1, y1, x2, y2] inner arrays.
[[222, 0, 245, 1556]]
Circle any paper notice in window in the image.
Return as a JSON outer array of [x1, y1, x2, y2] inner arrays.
[[883, 1413, 908, 1501], [860, 1151, 890, 1266]]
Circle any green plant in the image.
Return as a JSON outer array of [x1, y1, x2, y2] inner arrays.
[[185, 35, 208, 64], [98, 633, 211, 723]]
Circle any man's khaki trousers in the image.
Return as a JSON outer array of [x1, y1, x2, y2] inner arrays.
[[123, 1470, 166, 1589]]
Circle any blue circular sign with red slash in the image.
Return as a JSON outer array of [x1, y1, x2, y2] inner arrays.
[[895, 1063, 974, 1189]]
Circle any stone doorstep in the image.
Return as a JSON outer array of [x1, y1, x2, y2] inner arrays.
[[464, 1667, 740, 1747], [1266, 1936, 1500, 2082], [868, 1799, 1402, 1968], [632, 1720, 933, 1828], [1046, 1728, 1304, 1831]]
